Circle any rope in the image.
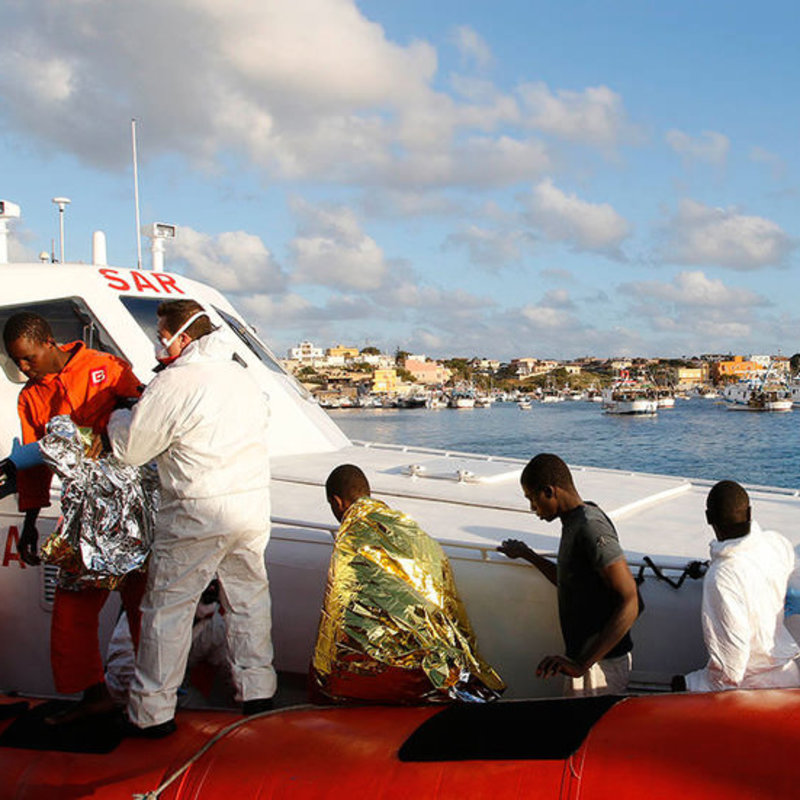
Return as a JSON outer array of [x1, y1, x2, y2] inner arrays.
[[132, 705, 313, 800], [635, 556, 708, 590]]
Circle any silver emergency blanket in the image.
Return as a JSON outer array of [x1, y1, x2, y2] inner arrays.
[[38, 415, 157, 587]]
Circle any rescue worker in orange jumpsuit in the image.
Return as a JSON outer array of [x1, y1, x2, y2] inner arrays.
[[3, 311, 146, 724]]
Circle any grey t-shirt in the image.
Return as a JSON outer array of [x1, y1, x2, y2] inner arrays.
[[557, 502, 633, 661]]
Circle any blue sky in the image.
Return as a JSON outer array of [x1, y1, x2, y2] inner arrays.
[[1, 0, 798, 360]]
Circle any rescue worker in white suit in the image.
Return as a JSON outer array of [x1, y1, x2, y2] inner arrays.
[[108, 299, 275, 737], [673, 480, 800, 693]]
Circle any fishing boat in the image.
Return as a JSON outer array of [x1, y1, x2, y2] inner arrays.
[[722, 376, 792, 412], [600, 374, 657, 416], [447, 389, 476, 408], [397, 392, 429, 409], [3, 205, 800, 796]]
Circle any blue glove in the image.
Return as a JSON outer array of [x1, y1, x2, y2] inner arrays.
[[785, 586, 800, 617], [8, 438, 44, 469]]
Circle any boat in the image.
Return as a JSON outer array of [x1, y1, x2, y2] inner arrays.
[[655, 389, 675, 408], [426, 393, 448, 409], [474, 394, 493, 408], [539, 392, 563, 404], [448, 389, 476, 408], [397, 392, 429, 409], [786, 375, 800, 407], [722, 375, 792, 412], [3, 206, 800, 796], [601, 376, 657, 415], [696, 385, 719, 399], [517, 397, 532, 409]]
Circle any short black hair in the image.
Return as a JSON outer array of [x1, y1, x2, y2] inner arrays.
[[157, 299, 214, 340], [3, 312, 54, 349], [707, 480, 750, 534], [520, 453, 575, 493], [326, 464, 371, 502]]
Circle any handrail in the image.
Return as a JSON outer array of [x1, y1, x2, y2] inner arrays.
[[270, 515, 702, 572]]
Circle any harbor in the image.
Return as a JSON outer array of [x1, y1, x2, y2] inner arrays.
[[328, 394, 800, 491]]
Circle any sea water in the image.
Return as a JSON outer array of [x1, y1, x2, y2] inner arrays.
[[328, 397, 800, 490]]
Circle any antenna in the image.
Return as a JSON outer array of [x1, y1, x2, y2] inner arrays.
[[51, 197, 71, 263], [131, 118, 142, 269]]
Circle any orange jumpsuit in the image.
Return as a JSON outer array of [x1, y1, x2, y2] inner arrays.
[[16, 341, 146, 693]]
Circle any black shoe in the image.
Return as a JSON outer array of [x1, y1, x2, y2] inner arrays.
[[119, 717, 177, 739], [242, 698, 274, 716]]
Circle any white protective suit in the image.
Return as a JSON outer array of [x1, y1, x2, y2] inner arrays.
[[109, 328, 275, 727], [686, 521, 800, 692]]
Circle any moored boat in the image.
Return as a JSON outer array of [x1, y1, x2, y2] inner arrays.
[[722, 379, 792, 412], [601, 382, 657, 415]]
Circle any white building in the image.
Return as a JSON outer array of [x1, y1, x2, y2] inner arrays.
[[289, 341, 324, 362]]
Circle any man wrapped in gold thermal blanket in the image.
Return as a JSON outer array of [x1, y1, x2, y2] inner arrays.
[[311, 464, 505, 704]]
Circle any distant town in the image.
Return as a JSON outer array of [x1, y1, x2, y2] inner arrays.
[[280, 340, 800, 407]]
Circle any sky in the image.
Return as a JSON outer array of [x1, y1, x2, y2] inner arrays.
[[1, 0, 798, 361]]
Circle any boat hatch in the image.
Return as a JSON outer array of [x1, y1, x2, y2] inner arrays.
[[399, 695, 623, 761], [396, 458, 522, 484]]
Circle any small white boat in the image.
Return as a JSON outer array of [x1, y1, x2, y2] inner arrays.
[[448, 389, 476, 408]]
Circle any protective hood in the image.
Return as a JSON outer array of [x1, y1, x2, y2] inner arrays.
[[167, 328, 241, 369]]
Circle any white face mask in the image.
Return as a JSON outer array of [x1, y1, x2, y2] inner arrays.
[[154, 311, 209, 362]]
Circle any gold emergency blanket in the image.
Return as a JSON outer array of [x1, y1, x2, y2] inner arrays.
[[312, 496, 504, 702]]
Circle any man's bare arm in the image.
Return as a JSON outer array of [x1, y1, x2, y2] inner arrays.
[[575, 559, 639, 669], [497, 539, 557, 586]]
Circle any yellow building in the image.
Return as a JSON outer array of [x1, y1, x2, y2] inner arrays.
[[372, 368, 399, 394], [676, 365, 709, 387], [326, 344, 360, 360]]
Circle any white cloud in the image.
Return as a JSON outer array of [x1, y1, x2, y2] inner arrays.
[[749, 146, 786, 180], [0, 1, 625, 190], [382, 135, 551, 189], [665, 129, 729, 165], [660, 199, 795, 270], [525, 178, 631, 256], [170, 226, 286, 293], [620, 271, 768, 309], [451, 25, 492, 69], [445, 225, 532, 268], [518, 82, 638, 147], [290, 201, 388, 291], [541, 288, 574, 309]]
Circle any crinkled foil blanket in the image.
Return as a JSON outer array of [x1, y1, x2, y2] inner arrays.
[[312, 496, 505, 703], [39, 415, 158, 590]]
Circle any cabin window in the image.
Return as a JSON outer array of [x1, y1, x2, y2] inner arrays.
[[398, 695, 623, 762], [118, 296, 162, 344], [0, 298, 122, 384]]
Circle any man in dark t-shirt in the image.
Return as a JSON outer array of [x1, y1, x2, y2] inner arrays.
[[498, 453, 639, 696]]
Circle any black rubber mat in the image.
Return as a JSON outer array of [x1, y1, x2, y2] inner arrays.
[[0, 700, 123, 753], [398, 695, 623, 762]]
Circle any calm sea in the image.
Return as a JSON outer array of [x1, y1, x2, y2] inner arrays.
[[328, 397, 800, 491]]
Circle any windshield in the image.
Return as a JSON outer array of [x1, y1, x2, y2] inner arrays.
[[213, 305, 311, 400], [119, 296, 161, 344]]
